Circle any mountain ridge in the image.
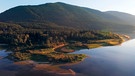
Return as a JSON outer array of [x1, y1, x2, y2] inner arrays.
[[0, 2, 135, 33]]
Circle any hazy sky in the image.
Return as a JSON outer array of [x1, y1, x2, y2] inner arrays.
[[0, 0, 135, 15]]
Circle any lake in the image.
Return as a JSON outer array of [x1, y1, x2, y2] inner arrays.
[[1, 39, 135, 76], [62, 39, 135, 76]]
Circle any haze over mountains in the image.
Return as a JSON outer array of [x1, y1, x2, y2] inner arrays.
[[106, 11, 135, 25], [0, 2, 135, 33]]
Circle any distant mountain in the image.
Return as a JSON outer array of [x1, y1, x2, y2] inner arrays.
[[0, 2, 135, 33], [106, 11, 135, 26]]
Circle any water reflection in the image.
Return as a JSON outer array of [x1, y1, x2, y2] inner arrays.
[[62, 39, 135, 76], [1, 39, 135, 76], [0, 46, 76, 76]]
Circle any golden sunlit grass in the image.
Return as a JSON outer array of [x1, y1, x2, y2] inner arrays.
[[86, 39, 123, 49], [86, 44, 102, 49]]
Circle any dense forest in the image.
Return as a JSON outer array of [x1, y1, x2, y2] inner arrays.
[[0, 2, 132, 63], [0, 22, 123, 63], [0, 22, 121, 48], [0, 2, 135, 34]]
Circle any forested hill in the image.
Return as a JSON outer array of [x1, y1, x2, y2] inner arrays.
[[106, 11, 135, 26], [0, 2, 135, 33], [0, 2, 134, 63]]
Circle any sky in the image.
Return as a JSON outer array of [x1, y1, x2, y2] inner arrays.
[[0, 0, 135, 15]]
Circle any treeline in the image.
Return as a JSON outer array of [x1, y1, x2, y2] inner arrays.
[[0, 23, 121, 48], [0, 22, 122, 63]]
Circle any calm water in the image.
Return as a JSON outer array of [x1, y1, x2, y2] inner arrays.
[[1, 39, 135, 76], [62, 39, 135, 76], [0, 48, 68, 76]]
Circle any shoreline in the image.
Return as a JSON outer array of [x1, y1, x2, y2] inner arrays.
[[5, 34, 130, 76], [7, 34, 130, 64], [14, 60, 77, 76], [55, 35, 130, 52]]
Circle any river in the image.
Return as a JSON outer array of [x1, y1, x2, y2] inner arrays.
[[1, 39, 135, 76]]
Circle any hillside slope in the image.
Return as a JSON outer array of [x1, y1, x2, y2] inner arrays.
[[0, 2, 135, 33], [106, 11, 135, 26]]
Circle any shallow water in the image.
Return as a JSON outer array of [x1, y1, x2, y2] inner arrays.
[[0, 46, 75, 76], [1, 39, 135, 76]]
